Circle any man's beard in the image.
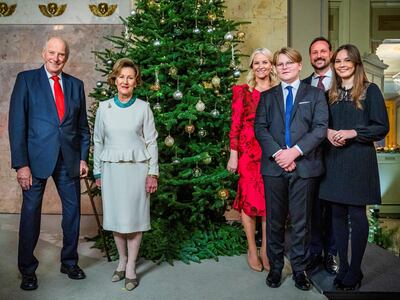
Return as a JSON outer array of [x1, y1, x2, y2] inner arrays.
[[311, 59, 330, 71]]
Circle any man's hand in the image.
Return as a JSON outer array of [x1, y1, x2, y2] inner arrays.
[[17, 166, 32, 191], [284, 161, 297, 172], [275, 147, 301, 169], [80, 160, 89, 178]]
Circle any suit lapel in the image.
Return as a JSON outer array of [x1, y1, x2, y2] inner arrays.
[[38, 66, 59, 124], [290, 82, 307, 123], [274, 84, 285, 123]]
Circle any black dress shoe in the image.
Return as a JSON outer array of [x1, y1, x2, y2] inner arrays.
[[266, 270, 282, 288], [306, 254, 322, 272], [293, 271, 312, 291], [20, 273, 38, 290], [60, 264, 86, 280], [336, 273, 363, 291], [325, 254, 338, 275]]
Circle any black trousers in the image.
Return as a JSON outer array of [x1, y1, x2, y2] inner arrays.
[[18, 153, 81, 275], [263, 172, 316, 273]]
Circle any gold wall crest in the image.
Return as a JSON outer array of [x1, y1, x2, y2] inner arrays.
[[39, 2, 66, 17], [0, 3, 17, 17], [89, 3, 117, 17]]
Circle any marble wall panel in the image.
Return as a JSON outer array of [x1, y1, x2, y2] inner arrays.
[[0, 24, 122, 214]]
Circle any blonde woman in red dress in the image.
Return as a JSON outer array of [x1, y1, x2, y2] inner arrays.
[[227, 48, 277, 272]]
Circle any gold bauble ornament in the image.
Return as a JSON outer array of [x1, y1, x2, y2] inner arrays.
[[164, 135, 174, 147], [168, 66, 178, 77], [236, 31, 245, 40], [192, 167, 202, 177], [202, 153, 212, 164], [218, 188, 229, 200], [101, 90, 108, 96], [185, 124, 195, 134], [220, 42, 230, 52], [207, 12, 217, 21], [211, 75, 221, 88], [150, 83, 161, 91]]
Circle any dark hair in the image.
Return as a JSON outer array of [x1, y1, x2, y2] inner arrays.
[[107, 58, 142, 87], [309, 37, 332, 53], [329, 44, 369, 109], [273, 47, 302, 65]]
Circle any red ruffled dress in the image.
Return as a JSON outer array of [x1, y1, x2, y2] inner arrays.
[[229, 84, 266, 217]]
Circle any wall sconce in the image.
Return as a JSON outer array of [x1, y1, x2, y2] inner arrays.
[[39, 2, 67, 17], [89, 3, 117, 17], [0, 2, 16, 16]]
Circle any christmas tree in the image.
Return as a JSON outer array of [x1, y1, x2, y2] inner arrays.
[[89, 0, 248, 264]]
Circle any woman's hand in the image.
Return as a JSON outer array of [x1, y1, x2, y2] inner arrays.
[[327, 129, 346, 147], [146, 176, 158, 193], [227, 150, 238, 173], [333, 129, 357, 143]]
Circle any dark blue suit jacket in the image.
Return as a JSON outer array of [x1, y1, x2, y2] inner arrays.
[[9, 66, 90, 179], [254, 82, 328, 178]]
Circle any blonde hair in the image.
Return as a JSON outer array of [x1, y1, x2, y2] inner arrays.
[[107, 58, 142, 87], [246, 48, 278, 90], [329, 44, 369, 109], [273, 47, 302, 65]]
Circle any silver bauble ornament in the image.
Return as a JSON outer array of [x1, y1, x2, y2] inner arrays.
[[195, 100, 206, 112], [211, 108, 220, 118], [207, 26, 214, 33], [130, 9, 136, 16], [224, 31, 234, 41], [164, 135, 174, 147], [173, 90, 183, 100], [192, 167, 202, 177], [193, 27, 201, 34], [233, 69, 241, 78], [96, 81, 103, 88], [172, 157, 181, 164], [153, 39, 161, 46], [153, 102, 162, 113], [107, 60, 113, 65], [198, 128, 207, 138]]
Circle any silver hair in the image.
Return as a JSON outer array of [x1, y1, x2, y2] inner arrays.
[[43, 37, 70, 59]]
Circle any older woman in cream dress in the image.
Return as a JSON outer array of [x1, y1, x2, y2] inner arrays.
[[93, 58, 158, 291]]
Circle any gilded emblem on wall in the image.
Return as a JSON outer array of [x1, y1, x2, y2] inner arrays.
[[89, 3, 117, 17], [38, 2, 67, 17], [0, 3, 16, 17]]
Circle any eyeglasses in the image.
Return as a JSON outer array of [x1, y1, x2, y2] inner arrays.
[[276, 61, 295, 69]]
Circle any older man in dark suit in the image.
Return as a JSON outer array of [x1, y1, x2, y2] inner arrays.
[[255, 47, 328, 291], [8, 37, 90, 290]]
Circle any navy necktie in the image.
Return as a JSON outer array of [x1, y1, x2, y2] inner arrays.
[[285, 86, 293, 148]]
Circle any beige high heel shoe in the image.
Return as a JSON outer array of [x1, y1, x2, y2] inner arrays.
[[247, 251, 263, 272]]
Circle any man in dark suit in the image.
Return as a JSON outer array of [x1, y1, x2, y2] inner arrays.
[[303, 37, 338, 275], [8, 37, 90, 290], [255, 47, 328, 291]]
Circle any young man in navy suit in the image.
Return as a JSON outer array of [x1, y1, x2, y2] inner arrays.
[[303, 37, 338, 275], [255, 47, 328, 291], [9, 37, 90, 290]]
